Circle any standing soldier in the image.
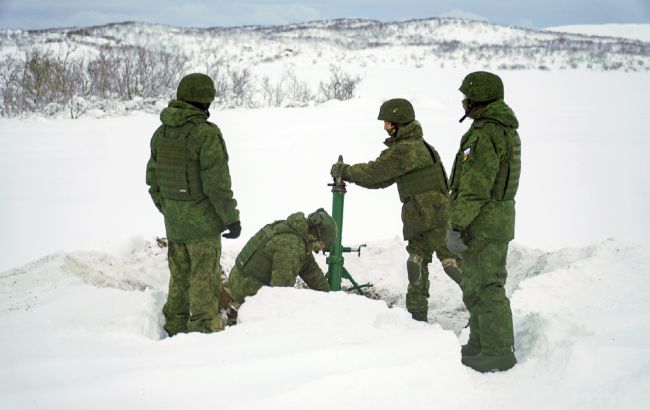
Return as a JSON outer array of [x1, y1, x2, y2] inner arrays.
[[330, 99, 462, 322], [146, 73, 241, 336], [446, 71, 521, 372], [228, 209, 334, 304]]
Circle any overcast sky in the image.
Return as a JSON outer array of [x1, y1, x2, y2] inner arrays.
[[1, 0, 649, 30]]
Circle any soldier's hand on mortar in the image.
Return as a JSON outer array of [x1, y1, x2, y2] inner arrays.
[[330, 162, 349, 179], [223, 221, 241, 239], [445, 228, 468, 255]]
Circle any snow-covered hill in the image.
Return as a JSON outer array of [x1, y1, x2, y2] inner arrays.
[[547, 23, 650, 43], [2, 19, 648, 119], [2, 18, 649, 72]]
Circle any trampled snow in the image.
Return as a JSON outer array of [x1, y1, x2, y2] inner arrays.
[[1, 24, 650, 410]]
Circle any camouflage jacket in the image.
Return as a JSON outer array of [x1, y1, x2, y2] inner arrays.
[[448, 100, 521, 241], [146, 100, 239, 241], [238, 212, 330, 291], [344, 120, 450, 240]]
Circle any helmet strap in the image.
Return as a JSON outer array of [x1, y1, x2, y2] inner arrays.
[[459, 97, 497, 122]]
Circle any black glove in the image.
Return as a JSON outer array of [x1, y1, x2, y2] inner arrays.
[[330, 162, 349, 179], [222, 221, 241, 239], [445, 228, 468, 255]]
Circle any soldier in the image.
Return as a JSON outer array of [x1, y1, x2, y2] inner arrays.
[[445, 71, 521, 372], [228, 209, 335, 304], [146, 73, 241, 336], [330, 98, 462, 322]]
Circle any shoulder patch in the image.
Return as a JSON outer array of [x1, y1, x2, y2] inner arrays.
[[463, 147, 471, 161]]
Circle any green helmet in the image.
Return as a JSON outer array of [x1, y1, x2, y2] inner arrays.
[[377, 98, 415, 125], [176, 73, 216, 103], [307, 208, 337, 250], [459, 71, 504, 103]]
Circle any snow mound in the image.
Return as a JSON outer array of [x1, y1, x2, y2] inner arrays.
[[0, 237, 170, 341], [1, 238, 650, 409], [239, 285, 441, 334]]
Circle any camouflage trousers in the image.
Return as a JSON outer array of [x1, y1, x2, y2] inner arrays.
[[461, 239, 515, 355], [405, 226, 462, 314], [228, 265, 264, 305], [163, 237, 224, 336]]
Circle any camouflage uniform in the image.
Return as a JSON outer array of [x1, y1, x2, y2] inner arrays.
[[229, 211, 333, 304], [447, 71, 521, 371], [146, 73, 240, 336], [332, 99, 462, 321]]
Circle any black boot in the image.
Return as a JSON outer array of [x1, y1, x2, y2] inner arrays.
[[460, 343, 480, 357], [461, 350, 517, 372], [410, 311, 428, 322]]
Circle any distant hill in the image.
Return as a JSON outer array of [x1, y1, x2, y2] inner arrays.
[[1, 18, 648, 117], [2, 18, 648, 72], [545, 23, 650, 43]]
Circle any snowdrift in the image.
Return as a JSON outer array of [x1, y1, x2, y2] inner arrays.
[[1, 237, 648, 409]]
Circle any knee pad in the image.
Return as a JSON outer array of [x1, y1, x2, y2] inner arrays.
[[441, 258, 462, 285], [407, 254, 423, 283]]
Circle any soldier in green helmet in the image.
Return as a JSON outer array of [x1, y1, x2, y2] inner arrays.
[[330, 98, 462, 322], [146, 73, 241, 336], [446, 71, 521, 372], [228, 209, 334, 305]]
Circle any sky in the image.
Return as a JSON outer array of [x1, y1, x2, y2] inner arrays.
[[0, 0, 648, 31]]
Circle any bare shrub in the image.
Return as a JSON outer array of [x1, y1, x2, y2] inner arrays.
[[319, 65, 360, 101], [0, 43, 186, 117], [283, 70, 313, 106], [228, 66, 255, 107], [260, 75, 285, 107]]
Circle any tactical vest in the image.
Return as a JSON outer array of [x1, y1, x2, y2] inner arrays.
[[235, 221, 305, 280], [155, 121, 206, 201], [396, 141, 449, 203], [450, 119, 521, 201]]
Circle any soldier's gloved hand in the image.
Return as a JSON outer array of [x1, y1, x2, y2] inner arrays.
[[330, 162, 349, 179], [445, 228, 468, 255], [222, 221, 241, 239]]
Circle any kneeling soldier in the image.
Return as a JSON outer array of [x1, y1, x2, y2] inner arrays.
[[229, 209, 335, 304]]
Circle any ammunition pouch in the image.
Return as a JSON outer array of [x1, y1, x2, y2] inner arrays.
[[155, 122, 206, 201], [397, 142, 448, 203], [491, 127, 521, 201]]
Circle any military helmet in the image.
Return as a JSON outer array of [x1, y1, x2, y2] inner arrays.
[[177, 73, 216, 103], [307, 208, 337, 250], [377, 98, 415, 125], [459, 71, 504, 102]]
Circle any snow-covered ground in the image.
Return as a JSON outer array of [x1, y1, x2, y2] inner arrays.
[[1, 65, 650, 408], [546, 23, 650, 42], [2, 238, 648, 409]]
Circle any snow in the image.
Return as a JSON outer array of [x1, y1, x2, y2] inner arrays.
[[546, 24, 650, 43], [1, 239, 649, 409], [1, 29, 650, 409]]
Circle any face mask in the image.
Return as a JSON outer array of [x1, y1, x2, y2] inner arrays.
[[462, 98, 471, 114]]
